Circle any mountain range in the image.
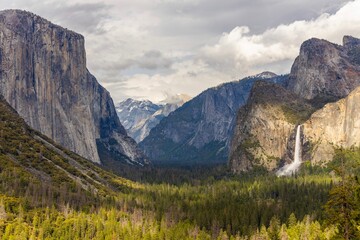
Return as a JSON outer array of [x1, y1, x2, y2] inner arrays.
[[140, 72, 287, 165], [1, 9, 360, 175], [116, 94, 190, 142]]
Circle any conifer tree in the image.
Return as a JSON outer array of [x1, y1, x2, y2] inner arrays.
[[324, 149, 360, 240]]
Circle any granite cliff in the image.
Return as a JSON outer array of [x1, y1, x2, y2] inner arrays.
[[0, 10, 147, 165], [303, 85, 360, 165]]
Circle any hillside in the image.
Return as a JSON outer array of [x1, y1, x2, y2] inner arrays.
[[0, 96, 132, 208]]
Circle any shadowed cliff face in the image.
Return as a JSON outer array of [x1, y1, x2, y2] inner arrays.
[[287, 36, 360, 105], [0, 10, 147, 165], [140, 73, 287, 165]]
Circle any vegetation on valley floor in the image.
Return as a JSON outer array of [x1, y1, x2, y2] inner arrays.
[[0, 98, 359, 239], [1, 158, 359, 239]]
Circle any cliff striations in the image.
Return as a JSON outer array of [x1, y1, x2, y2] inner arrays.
[[303, 85, 360, 165], [0, 10, 147, 165]]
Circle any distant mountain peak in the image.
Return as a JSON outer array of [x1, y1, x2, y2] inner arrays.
[[116, 95, 189, 142], [252, 71, 278, 79], [140, 74, 288, 165]]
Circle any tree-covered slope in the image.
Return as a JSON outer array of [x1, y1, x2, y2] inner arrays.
[[0, 96, 134, 209]]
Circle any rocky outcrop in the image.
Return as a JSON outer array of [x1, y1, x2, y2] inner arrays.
[[0, 10, 147, 165], [229, 81, 315, 173], [140, 73, 287, 165], [303, 85, 360, 165], [287, 36, 360, 105]]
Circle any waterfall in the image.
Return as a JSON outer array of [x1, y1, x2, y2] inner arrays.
[[277, 125, 302, 176], [293, 125, 302, 164]]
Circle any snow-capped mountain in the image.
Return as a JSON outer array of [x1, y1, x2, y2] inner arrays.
[[116, 94, 191, 142]]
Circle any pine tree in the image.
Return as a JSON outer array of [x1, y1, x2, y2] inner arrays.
[[268, 216, 280, 240]]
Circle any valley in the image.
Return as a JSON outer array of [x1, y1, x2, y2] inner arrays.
[[0, 6, 359, 240]]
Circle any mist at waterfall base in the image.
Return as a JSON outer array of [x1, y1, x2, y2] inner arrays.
[[277, 125, 302, 176]]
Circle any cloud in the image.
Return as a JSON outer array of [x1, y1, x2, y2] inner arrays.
[[118, 0, 360, 102], [0, 0, 110, 34], [200, 0, 360, 79], [117, 59, 228, 102], [137, 50, 173, 70], [47, 2, 110, 35], [0, 0, 355, 102]]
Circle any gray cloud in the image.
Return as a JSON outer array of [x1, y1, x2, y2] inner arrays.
[[47, 3, 110, 35], [0, 0, 110, 34], [153, 0, 349, 36], [137, 50, 173, 70]]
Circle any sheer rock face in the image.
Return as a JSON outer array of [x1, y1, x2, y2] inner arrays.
[[0, 10, 147, 165], [229, 81, 314, 173], [287, 36, 360, 104], [303, 86, 360, 165]]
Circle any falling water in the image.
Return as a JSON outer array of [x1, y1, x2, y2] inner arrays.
[[277, 125, 302, 176]]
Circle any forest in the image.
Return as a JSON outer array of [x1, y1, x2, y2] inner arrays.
[[0, 152, 359, 239]]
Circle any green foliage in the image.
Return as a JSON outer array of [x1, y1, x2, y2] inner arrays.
[[268, 216, 280, 240], [281, 104, 315, 125], [324, 148, 360, 239], [0, 97, 137, 210]]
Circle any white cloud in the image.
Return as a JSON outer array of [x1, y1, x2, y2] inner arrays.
[[201, 0, 360, 80]]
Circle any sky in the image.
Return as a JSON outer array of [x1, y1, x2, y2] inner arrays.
[[1, 0, 359, 103]]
